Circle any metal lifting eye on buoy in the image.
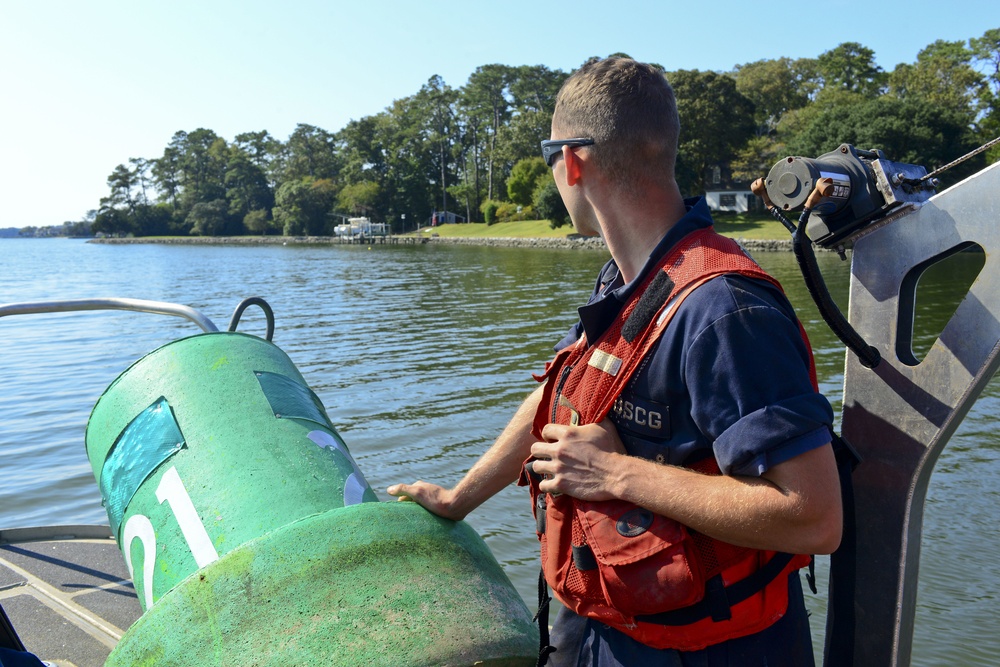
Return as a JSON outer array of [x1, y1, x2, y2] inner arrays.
[[227, 296, 275, 341]]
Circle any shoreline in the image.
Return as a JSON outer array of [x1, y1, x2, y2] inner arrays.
[[88, 235, 795, 252]]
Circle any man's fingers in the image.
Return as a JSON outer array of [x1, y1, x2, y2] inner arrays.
[[387, 482, 420, 500], [530, 458, 551, 479], [386, 481, 462, 519], [540, 422, 569, 442], [530, 439, 555, 460]]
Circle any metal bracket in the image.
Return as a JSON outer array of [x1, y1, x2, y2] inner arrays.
[[829, 161, 1000, 665]]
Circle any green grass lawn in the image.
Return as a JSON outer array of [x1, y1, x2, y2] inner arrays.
[[413, 212, 791, 241], [710, 211, 793, 240], [414, 219, 572, 238]]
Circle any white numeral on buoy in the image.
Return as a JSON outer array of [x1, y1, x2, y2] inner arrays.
[[121, 514, 157, 610], [155, 466, 220, 568], [120, 466, 219, 609]]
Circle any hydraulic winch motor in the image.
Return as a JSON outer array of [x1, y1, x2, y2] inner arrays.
[[763, 143, 937, 249]]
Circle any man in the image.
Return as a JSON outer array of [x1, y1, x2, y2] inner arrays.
[[388, 57, 842, 666]]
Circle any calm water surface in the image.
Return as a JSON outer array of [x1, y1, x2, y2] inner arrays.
[[1, 237, 997, 664]]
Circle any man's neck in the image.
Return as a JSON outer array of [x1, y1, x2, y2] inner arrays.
[[596, 187, 688, 284]]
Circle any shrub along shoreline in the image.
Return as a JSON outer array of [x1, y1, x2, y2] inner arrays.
[[88, 214, 797, 251]]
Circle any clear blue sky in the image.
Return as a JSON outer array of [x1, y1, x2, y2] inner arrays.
[[1, 0, 996, 228]]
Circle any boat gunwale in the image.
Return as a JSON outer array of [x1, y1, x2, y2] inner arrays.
[[0, 524, 113, 547]]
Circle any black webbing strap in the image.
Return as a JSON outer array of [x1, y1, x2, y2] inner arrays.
[[703, 574, 733, 622], [0, 602, 26, 651], [823, 433, 862, 666], [533, 568, 557, 666], [805, 556, 818, 594], [636, 552, 796, 626]]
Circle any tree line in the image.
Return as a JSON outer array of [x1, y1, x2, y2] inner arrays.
[[83, 30, 999, 238]]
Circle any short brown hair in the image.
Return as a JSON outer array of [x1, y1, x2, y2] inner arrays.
[[553, 57, 680, 192]]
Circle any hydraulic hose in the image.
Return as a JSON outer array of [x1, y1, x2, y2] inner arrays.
[[792, 180, 880, 368], [750, 177, 796, 233]]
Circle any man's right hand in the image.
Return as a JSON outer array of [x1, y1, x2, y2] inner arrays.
[[386, 481, 468, 521]]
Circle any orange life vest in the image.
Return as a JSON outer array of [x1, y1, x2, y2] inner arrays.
[[522, 228, 814, 651]]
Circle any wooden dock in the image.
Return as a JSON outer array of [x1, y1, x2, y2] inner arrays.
[[334, 235, 428, 245]]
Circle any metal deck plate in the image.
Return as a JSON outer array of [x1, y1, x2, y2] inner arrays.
[[0, 529, 141, 667]]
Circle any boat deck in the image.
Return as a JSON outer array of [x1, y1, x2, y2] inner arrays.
[[0, 525, 141, 667]]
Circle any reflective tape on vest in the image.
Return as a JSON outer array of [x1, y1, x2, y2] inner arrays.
[[588, 349, 623, 376]]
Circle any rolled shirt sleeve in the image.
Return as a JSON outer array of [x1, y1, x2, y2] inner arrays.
[[683, 282, 834, 477]]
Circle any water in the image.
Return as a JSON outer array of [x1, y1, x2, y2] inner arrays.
[[1, 237, 997, 664]]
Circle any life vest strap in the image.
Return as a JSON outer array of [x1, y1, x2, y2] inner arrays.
[[533, 568, 557, 666], [635, 552, 795, 626]]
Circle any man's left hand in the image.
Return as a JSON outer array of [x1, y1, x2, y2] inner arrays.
[[529, 418, 626, 500]]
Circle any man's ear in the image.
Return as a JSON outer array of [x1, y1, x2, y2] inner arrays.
[[563, 145, 583, 186]]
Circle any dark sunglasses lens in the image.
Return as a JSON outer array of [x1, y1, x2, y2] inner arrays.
[[542, 143, 559, 166]]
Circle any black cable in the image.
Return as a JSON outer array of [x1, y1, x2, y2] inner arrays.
[[792, 209, 880, 369]]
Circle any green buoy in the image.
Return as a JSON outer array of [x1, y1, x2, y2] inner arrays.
[[86, 332, 537, 665]]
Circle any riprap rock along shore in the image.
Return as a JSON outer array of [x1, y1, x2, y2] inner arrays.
[[90, 235, 795, 251]]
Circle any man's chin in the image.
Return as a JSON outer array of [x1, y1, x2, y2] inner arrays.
[[570, 223, 601, 238]]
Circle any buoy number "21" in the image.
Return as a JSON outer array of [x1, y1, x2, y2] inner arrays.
[[121, 466, 219, 609]]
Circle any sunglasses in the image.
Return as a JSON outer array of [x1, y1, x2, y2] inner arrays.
[[540, 138, 595, 167]]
